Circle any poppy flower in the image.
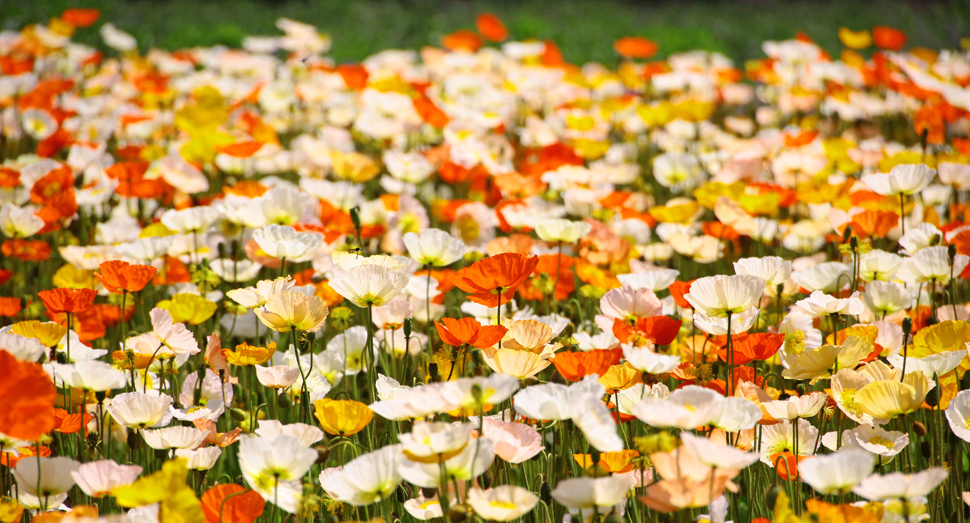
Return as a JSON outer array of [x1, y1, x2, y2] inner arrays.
[[771, 451, 807, 480], [414, 94, 450, 128], [0, 349, 56, 441], [614, 36, 658, 59], [717, 332, 785, 365], [222, 342, 277, 366], [475, 13, 508, 42], [442, 29, 483, 52], [61, 8, 100, 27], [201, 484, 265, 523], [668, 280, 694, 309], [37, 288, 97, 315], [336, 64, 369, 91], [551, 349, 622, 382], [1, 445, 50, 468], [2, 239, 51, 261], [0, 297, 21, 317], [873, 26, 907, 50], [613, 316, 682, 346], [53, 409, 93, 435], [313, 399, 373, 436], [435, 317, 508, 349], [94, 260, 158, 293], [453, 253, 540, 307]]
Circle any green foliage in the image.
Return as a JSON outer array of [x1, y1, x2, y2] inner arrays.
[[4, 0, 967, 64]]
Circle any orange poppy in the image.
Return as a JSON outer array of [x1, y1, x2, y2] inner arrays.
[[0, 349, 56, 441], [541, 39, 565, 67], [613, 316, 682, 346], [47, 307, 107, 342], [201, 484, 265, 523], [37, 288, 97, 315], [668, 280, 694, 309], [61, 8, 100, 27], [442, 30, 483, 52], [215, 141, 264, 158], [2, 239, 51, 261], [873, 26, 907, 51], [0, 167, 20, 188], [518, 253, 575, 301], [0, 445, 51, 467], [551, 349, 622, 381], [614, 36, 658, 59], [95, 260, 158, 294], [914, 103, 946, 145], [702, 221, 740, 241], [453, 253, 540, 307], [844, 210, 899, 239], [486, 234, 535, 256], [435, 317, 507, 349], [771, 452, 807, 480], [475, 13, 508, 42], [336, 64, 369, 91], [717, 332, 785, 365], [0, 297, 21, 317], [0, 57, 33, 76], [784, 130, 819, 148], [53, 408, 92, 435], [413, 93, 450, 128]]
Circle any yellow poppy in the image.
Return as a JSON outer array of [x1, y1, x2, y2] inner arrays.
[[112, 458, 202, 523], [838, 28, 873, 49], [692, 182, 745, 210], [648, 200, 700, 225], [156, 293, 218, 325], [598, 362, 641, 393], [313, 399, 373, 437], [331, 151, 379, 183], [52, 265, 98, 290], [222, 342, 277, 367], [140, 222, 176, 238], [854, 371, 931, 419], [11, 321, 67, 348], [912, 320, 970, 378]]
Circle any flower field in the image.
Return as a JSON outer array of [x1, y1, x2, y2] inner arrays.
[[2, 7, 970, 523]]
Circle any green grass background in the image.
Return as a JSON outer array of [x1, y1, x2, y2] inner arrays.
[[2, 0, 968, 64]]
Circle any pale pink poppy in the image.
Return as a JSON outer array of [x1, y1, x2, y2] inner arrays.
[[480, 418, 544, 463]]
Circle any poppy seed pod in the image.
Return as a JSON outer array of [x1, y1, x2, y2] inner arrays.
[[912, 420, 927, 437]]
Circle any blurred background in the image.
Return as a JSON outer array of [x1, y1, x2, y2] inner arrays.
[[4, 0, 968, 63]]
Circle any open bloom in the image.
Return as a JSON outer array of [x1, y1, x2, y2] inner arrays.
[[550, 475, 634, 510], [853, 468, 948, 501], [453, 253, 539, 307], [403, 228, 465, 267], [320, 444, 405, 506], [13, 457, 80, 508], [861, 163, 935, 196], [106, 392, 173, 429], [467, 486, 538, 521], [239, 435, 317, 503], [313, 399, 373, 436], [252, 224, 321, 261], [798, 447, 875, 495], [684, 274, 765, 317], [946, 389, 970, 442], [95, 260, 157, 293], [435, 317, 507, 348], [329, 265, 409, 308], [535, 218, 591, 243], [254, 291, 329, 332], [795, 291, 866, 317], [37, 288, 97, 314], [70, 460, 142, 498]]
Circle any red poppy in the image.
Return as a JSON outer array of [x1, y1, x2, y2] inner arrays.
[[717, 332, 785, 365], [37, 288, 97, 315], [476, 13, 508, 42], [95, 260, 158, 294], [551, 349, 622, 381], [612, 316, 682, 346], [0, 350, 56, 441], [453, 253, 539, 307], [614, 36, 658, 59], [61, 8, 100, 27], [435, 317, 508, 349], [201, 484, 266, 523], [873, 26, 907, 51], [2, 239, 51, 261]]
